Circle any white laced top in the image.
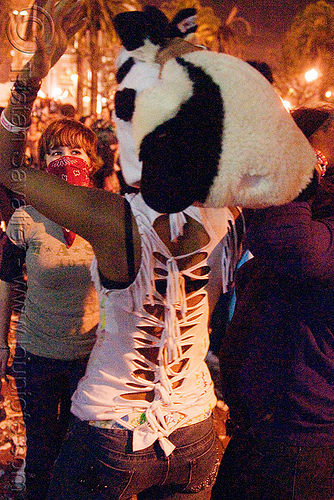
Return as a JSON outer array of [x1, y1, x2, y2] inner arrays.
[[71, 193, 240, 455]]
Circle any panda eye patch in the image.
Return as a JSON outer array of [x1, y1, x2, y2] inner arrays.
[[114, 88, 137, 122]]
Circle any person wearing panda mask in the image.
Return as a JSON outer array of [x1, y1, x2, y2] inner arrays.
[[0, 3, 244, 499], [0, 1, 317, 499]]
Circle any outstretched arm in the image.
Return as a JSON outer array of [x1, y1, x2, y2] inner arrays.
[[0, 0, 87, 177], [0, 0, 100, 237], [0, 0, 141, 283]]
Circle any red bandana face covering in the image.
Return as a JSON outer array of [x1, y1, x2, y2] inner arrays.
[[46, 156, 92, 247]]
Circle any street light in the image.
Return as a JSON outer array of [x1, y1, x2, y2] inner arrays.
[[305, 68, 319, 83], [70, 74, 78, 84], [52, 87, 62, 98]]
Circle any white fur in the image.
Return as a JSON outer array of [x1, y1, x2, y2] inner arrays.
[[133, 51, 316, 208], [114, 47, 161, 186], [129, 39, 160, 63], [132, 61, 194, 150]]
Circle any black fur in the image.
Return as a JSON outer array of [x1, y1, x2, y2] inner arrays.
[[168, 8, 197, 39], [115, 88, 137, 122], [116, 57, 135, 84], [140, 58, 224, 213], [113, 7, 169, 52]]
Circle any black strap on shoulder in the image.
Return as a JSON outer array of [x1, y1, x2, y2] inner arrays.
[[97, 199, 136, 290], [124, 199, 136, 282]]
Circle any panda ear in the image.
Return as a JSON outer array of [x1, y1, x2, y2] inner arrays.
[[143, 6, 170, 46], [113, 11, 143, 51], [168, 8, 198, 39], [113, 7, 169, 52]]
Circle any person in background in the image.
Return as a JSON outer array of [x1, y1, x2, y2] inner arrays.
[[246, 60, 274, 84], [291, 106, 334, 220], [93, 106, 115, 133], [0, 227, 16, 395], [79, 114, 94, 129], [92, 163, 121, 193], [92, 106, 120, 193], [58, 102, 76, 120], [0, 281, 11, 379], [0, 118, 101, 500], [92, 106, 118, 158], [25, 112, 42, 167], [211, 107, 334, 499], [92, 106, 118, 149], [291, 106, 333, 174], [0, 234, 26, 391]]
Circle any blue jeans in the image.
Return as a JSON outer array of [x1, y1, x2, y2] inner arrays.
[[12, 345, 89, 500], [211, 432, 334, 500], [47, 416, 220, 500]]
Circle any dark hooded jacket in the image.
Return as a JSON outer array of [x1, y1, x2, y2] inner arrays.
[[220, 179, 334, 446]]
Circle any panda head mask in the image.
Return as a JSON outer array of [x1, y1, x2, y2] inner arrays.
[[113, 6, 199, 188], [113, 8, 316, 212]]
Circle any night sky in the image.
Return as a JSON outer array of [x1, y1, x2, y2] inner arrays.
[[198, 0, 314, 64], [146, 0, 315, 65], [201, 0, 313, 63], [203, 0, 312, 35]]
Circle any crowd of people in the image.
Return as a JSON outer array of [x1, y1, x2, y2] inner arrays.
[[0, 1, 333, 500]]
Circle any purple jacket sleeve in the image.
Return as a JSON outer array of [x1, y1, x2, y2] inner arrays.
[[245, 201, 334, 282]]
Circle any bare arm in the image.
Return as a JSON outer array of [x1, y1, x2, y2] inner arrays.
[[0, 145, 139, 283]]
